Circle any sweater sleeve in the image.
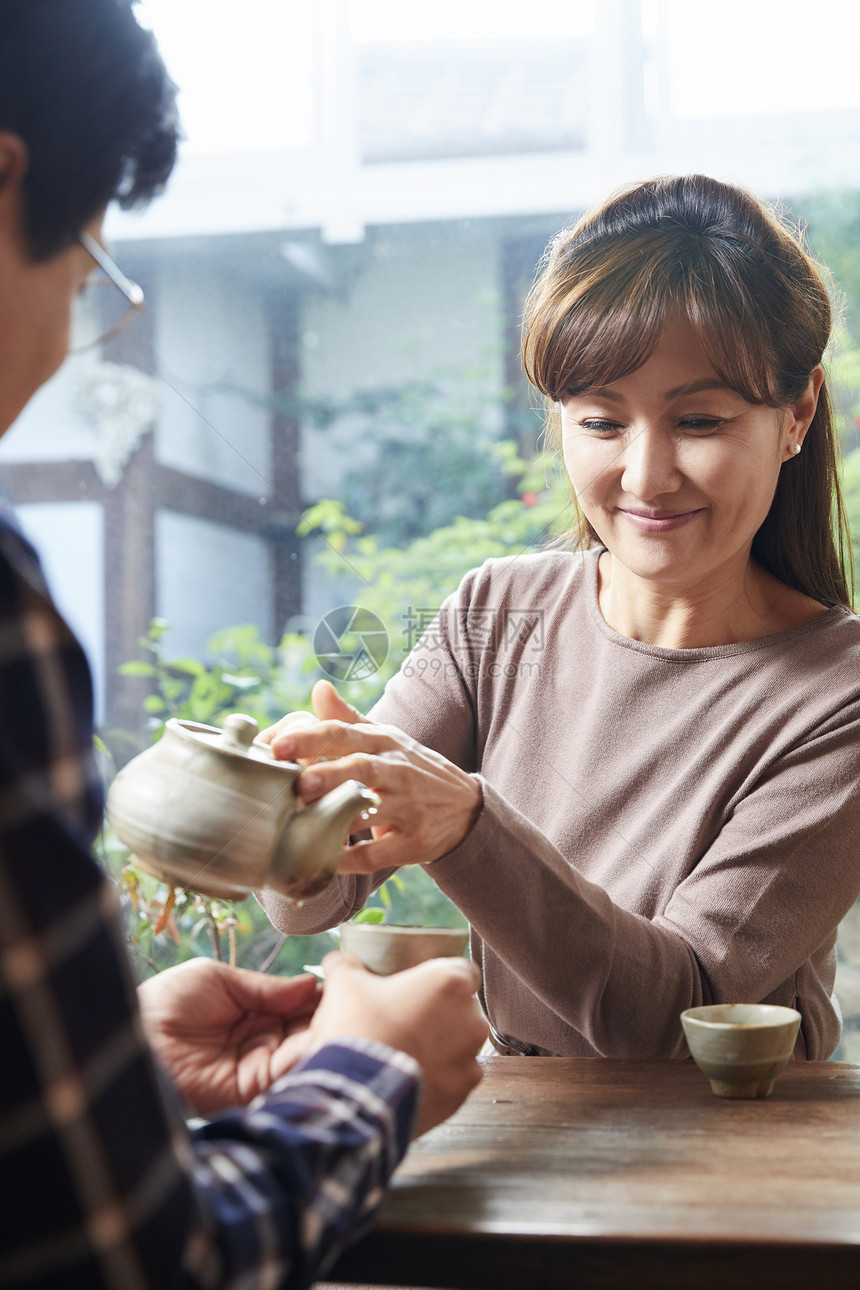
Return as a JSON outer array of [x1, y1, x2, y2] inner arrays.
[[256, 570, 484, 937]]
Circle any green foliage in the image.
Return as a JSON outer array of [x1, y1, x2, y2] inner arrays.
[[352, 906, 386, 924], [97, 817, 336, 979], [118, 618, 329, 740], [794, 191, 860, 455], [208, 358, 529, 548], [841, 447, 860, 591], [796, 190, 860, 344], [312, 360, 525, 548], [828, 334, 860, 453], [344, 868, 465, 929], [364, 866, 467, 928]]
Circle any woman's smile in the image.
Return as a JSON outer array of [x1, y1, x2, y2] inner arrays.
[[618, 506, 705, 532]]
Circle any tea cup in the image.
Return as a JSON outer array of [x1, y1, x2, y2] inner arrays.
[[680, 1003, 801, 1099], [336, 922, 470, 975]]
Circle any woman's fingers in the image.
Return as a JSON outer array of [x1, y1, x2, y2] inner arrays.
[[336, 832, 411, 874], [260, 686, 369, 749], [273, 719, 403, 764], [258, 709, 318, 746], [276, 722, 484, 871], [311, 680, 365, 725], [297, 747, 416, 803]]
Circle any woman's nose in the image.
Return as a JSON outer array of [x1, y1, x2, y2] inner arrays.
[[619, 426, 681, 499]]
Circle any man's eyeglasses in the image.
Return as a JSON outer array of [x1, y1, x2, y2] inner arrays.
[[70, 231, 145, 353]]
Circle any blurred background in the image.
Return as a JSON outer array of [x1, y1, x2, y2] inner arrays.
[[9, 0, 860, 1022]]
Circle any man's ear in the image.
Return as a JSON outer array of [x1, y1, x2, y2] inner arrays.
[[0, 133, 29, 214]]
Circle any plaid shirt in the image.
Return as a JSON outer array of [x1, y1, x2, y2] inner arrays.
[[0, 516, 419, 1289]]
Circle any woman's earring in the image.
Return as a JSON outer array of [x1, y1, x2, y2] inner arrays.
[[790, 443, 802, 456]]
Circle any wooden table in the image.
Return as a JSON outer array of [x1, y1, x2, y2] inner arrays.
[[327, 1055, 860, 1289]]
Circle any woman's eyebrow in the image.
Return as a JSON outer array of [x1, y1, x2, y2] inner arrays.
[[580, 387, 623, 402], [664, 378, 732, 399], [580, 378, 731, 403]]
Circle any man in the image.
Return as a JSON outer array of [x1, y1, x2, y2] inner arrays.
[[0, 3, 486, 1287]]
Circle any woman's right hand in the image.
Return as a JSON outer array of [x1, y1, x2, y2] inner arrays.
[[259, 679, 365, 749], [269, 716, 483, 874], [262, 681, 483, 874]]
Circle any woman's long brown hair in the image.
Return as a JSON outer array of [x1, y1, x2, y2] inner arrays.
[[522, 174, 853, 608]]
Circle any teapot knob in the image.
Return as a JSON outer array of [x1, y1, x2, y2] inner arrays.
[[221, 713, 260, 752]]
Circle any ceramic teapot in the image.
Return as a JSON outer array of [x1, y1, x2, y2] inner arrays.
[[107, 713, 380, 902]]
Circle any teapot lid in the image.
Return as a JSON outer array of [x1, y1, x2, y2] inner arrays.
[[171, 714, 295, 768]]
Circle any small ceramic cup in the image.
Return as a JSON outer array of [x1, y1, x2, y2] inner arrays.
[[680, 1003, 802, 1099], [337, 922, 470, 975]]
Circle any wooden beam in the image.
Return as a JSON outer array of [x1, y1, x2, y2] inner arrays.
[[153, 463, 296, 537], [0, 459, 102, 502], [267, 290, 304, 637], [500, 231, 552, 462], [101, 253, 158, 751], [0, 458, 300, 535]]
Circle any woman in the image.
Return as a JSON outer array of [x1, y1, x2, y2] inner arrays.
[[261, 174, 860, 1060]]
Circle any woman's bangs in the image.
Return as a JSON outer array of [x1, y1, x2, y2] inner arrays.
[[529, 230, 784, 407], [682, 275, 780, 407], [540, 269, 676, 401]]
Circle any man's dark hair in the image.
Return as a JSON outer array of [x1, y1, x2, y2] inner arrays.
[[0, 0, 180, 260]]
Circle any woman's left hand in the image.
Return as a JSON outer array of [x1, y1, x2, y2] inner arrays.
[[271, 711, 483, 874]]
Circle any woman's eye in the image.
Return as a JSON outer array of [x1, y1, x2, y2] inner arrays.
[[679, 417, 724, 432], [578, 418, 621, 434]]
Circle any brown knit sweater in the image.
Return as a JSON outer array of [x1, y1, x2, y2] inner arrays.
[[260, 548, 860, 1059]]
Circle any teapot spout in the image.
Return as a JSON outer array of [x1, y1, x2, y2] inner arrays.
[[267, 780, 380, 902]]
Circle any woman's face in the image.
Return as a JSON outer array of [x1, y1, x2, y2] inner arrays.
[[560, 318, 816, 594]]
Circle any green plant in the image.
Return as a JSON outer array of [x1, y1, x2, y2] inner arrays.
[[350, 874, 405, 925], [334, 370, 517, 546], [205, 353, 526, 549], [840, 445, 860, 597], [116, 618, 321, 737], [97, 817, 285, 977]]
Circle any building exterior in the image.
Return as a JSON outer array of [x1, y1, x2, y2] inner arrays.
[[3, 0, 860, 736]]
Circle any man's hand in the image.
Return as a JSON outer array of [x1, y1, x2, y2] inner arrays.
[[310, 951, 488, 1137], [138, 958, 321, 1116], [138, 949, 486, 1137]]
